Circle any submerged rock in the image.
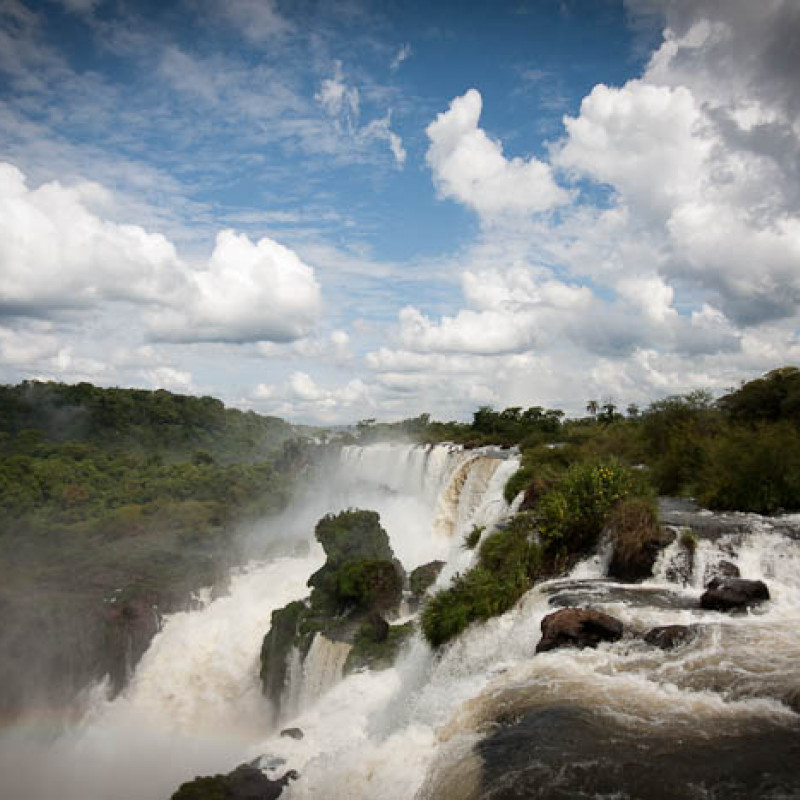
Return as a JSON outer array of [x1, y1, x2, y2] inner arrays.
[[280, 727, 303, 740], [171, 764, 297, 800], [644, 624, 700, 649], [700, 577, 770, 611], [703, 559, 741, 584], [536, 607, 624, 653]]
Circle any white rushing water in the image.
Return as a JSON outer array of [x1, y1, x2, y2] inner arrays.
[[3, 443, 800, 800]]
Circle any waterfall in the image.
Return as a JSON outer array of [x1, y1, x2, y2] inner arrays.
[[4, 444, 799, 800], [296, 635, 352, 712]]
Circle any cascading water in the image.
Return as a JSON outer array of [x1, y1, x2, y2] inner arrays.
[[3, 445, 799, 800]]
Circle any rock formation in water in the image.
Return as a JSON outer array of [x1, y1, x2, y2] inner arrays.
[[260, 509, 412, 716], [700, 576, 770, 611], [171, 763, 297, 800], [643, 624, 700, 649], [536, 607, 624, 653]]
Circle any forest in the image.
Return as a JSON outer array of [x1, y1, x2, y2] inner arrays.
[[0, 381, 309, 720]]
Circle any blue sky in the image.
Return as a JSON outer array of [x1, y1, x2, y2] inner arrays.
[[1, 0, 799, 423]]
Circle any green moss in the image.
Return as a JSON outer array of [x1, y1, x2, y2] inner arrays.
[[408, 561, 445, 599], [259, 600, 307, 704], [345, 620, 415, 673]]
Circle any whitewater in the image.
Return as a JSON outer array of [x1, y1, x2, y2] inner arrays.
[[2, 442, 799, 800]]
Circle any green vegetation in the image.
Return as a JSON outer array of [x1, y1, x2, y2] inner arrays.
[[0, 380, 306, 719], [422, 462, 643, 647], [606, 496, 663, 582], [307, 510, 400, 613], [422, 515, 538, 647], [261, 510, 406, 707], [462, 525, 484, 550], [417, 368, 800, 648], [345, 619, 415, 673], [679, 529, 699, 554], [537, 461, 639, 552]]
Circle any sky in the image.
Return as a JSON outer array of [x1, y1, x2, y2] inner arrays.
[[0, 0, 799, 424]]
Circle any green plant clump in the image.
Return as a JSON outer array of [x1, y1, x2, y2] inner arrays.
[[538, 460, 639, 553], [421, 516, 536, 647], [462, 525, 485, 550]]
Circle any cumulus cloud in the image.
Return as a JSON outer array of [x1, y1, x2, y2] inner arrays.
[[0, 163, 181, 315], [149, 230, 322, 344], [0, 164, 323, 345], [266, 371, 373, 423], [425, 88, 571, 220], [554, 0, 800, 326]]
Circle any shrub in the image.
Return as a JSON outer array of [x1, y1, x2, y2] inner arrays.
[[421, 516, 535, 647], [538, 460, 637, 553], [335, 559, 403, 612], [606, 495, 661, 582], [698, 422, 800, 513]]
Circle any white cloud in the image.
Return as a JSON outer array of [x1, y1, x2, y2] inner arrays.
[[0, 164, 323, 345], [143, 366, 195, 394], [315, 63, 406, 168], [316, 61, 360, 130], [425, 88, 571, 220], [56, 0, 102, 14], [215, 0, 290, 42], [149, 230, 322, 344], [0, 163, 182, 314], [362, 113, 407, 168], [390, 43, 412, 71]]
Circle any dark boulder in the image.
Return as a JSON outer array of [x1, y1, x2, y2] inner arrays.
[[643, 624, 699, 650], [536, 608, 624, 653], [171, 764, 298, 800], [280, 727, 304, 740], [700, 577, 770, 611]]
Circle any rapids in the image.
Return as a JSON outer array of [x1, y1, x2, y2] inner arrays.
[[2, 443, 799, 800]]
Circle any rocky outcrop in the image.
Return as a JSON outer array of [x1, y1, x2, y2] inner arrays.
[[700, 577, 770, 611], [260, 510, 407, 714], [409, 560, 445, 600], [171, 764, 297, 800], [536, 608, 624, 653], [643, 624, 699, 649]]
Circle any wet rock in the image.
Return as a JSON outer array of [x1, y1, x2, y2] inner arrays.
[[171, 764, 298, 800], [536, 607, 624, 653], [701, 577, 770, 611], [464, 705, 800, 800], [280, 727, 304, 740], [643, 624, 699, 649], [703, 560, 741, 584]]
